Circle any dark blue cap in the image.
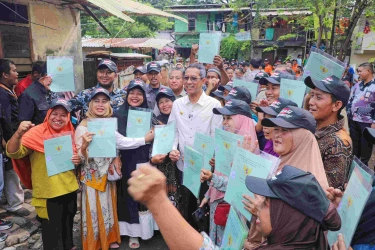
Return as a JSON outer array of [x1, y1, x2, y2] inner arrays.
[[223, 81, 233, 91], [262, 106, 316, 133], [245, 165, 330, 223], [256, 97, 298, 117], [213, 99, 253, 119], [224, 86, 252, 104], [127, 79, 146, 92], [156, 87, 176, 103], [254, 71, 270, 84], [90, 87, 110, 101], [97, 59, 118, 73], [133, 66, 147, 74], [211, 89, 225, 99], [147, 61, 161, 73], [50, 98, 72, 112], [304, 75, 351, 106]]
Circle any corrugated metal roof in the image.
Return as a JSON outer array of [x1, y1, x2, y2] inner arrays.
[[82, 38, 173, 49], [86, 0, 134, 22], [86, 51, 151, 58], [166, 8, 311, 16]]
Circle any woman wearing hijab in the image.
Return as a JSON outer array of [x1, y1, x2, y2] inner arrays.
[[255, 98, 298, 158], [199, 99, 258, 246], [74, 88, 154, 250], [243, 105, 330, 249], [149, 88, 182, 211], [114, 80, 156, 249], [246, 165, 341, 249], [7, 99, 80, 250]]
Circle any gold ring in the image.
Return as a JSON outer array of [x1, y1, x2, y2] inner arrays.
[[137, 174, 145, 179]]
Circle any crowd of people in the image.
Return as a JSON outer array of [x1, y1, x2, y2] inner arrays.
[[0, 42, 374, 250]]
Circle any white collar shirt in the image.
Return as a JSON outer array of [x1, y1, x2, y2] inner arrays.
[[168, 91, 223, 171]]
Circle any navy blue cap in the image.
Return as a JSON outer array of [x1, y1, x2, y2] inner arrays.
[[364, 128, 375, 144], [262, 106, 316, 134], [133, 66, 147, 74], [156, 87, 176, 103], [127, 79, 146, 92], [50, 98, 72, 112], [211, 89, 225, 99], [254, 72, 270, 84], [256, 97, 298, 116], [90, 87, 110, 101], [223, 81, 233, 91], [147, 62, 161, 73], [245, 165, 330, 223], [97, 59, 118, 73], [304, 75, 351, 106], [213, 99, 253, 119], [224, 86, 252, 104], [261, 72, 281, 85]]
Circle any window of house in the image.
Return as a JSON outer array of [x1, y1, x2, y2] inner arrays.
[[188, 13, 196, 32], [0, 1, 28, 24]]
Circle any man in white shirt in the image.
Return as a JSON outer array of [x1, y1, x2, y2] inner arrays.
[[168, 63, 222, 228], [168, 63, 223, 171]]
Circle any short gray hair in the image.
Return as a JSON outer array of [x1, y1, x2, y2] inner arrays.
[[186, 63, 206, 78]]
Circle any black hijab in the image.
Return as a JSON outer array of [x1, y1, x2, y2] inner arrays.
[[156, 93, 175, 125]]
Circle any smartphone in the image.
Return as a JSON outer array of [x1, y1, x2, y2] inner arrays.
[[192, 205, 208, 222]]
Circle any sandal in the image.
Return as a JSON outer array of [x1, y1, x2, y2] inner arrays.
[[109, 242, 120, 249], [129, 237, 140, 249]]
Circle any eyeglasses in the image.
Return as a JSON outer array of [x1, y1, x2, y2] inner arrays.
[[183, 76, 201, 82], [98, 70, 114, 76]]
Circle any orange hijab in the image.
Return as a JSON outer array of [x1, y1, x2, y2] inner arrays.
[[12, 108, 76, 189]]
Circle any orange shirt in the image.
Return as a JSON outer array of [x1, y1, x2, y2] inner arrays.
[[292, 64, 299, 73], [264, 64, 273, 75], [14, 75, 33, 97]]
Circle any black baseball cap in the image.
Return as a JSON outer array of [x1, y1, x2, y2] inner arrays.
[[245, 165, 330, 223], [147, 62, 161, 73], [364, 128, 375, 144], [127, 79, 146, 92], [97, 59, 118, 73], [133, 66, 147, 74], [304, 75, 351, 106], [261, 72, 281, 85], [224, 86, 252, 104], [223, 81, 233, 91], [90, 88, 110, 101], [211, 89, 225, 99], [262, 106, 316, 133], [50, 98, 72, 112], [256, 98, 298, 116], [156, 87, 176, 103], [213, 99, 253, 119], [254, 72, 270, 84]]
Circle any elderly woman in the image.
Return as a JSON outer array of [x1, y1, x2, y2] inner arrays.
[[74, 88, 154, 250], [7, 99, 80, 250]]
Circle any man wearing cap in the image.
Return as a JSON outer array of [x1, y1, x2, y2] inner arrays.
[[305, 76, 352, 191], [133, 66, 148, 83], [264, 59, 273, 75], [145, 62, 168, 111], [205, 67, 222, 96], [69, 59, 126, 123], [0, 59, 29, 217], [254, 72, 269, 103]]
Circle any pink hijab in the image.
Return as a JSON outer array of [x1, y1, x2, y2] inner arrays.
[[208, 114, 258, 203]]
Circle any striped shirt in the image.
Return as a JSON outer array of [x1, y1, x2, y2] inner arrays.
[[347, 79, 375, 123]]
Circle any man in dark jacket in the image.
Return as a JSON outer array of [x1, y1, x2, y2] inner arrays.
[[0, 59, 29, 217], [18, 62, 58, 125]]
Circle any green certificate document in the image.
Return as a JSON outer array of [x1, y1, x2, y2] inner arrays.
[[47, 56, 75, 92], [126, 109, 152, 138], [233, 79, 259, 101], [303, 51, 345, 81], [327, 163, 374, 248], [198, 33, 221, 64], [215, 128, 244, 176], [280, 79, 307, 107], [152, 122, 175, 156], [193, 133, 215, 170], [183, 146, 204, 198], [44, 135, 74, 177], [224, 147, 273, 220], [221, 205, 248, 250], [87, 118, 117, 158]]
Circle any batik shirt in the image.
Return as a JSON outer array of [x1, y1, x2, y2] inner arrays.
[[200, 232, 219, 250], [68, 84, 126, 121], [315, 117, 353, 191], [347, 79, 375, 123]]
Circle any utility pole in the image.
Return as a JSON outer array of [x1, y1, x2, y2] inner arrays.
[[329, 0, 338, 55]]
